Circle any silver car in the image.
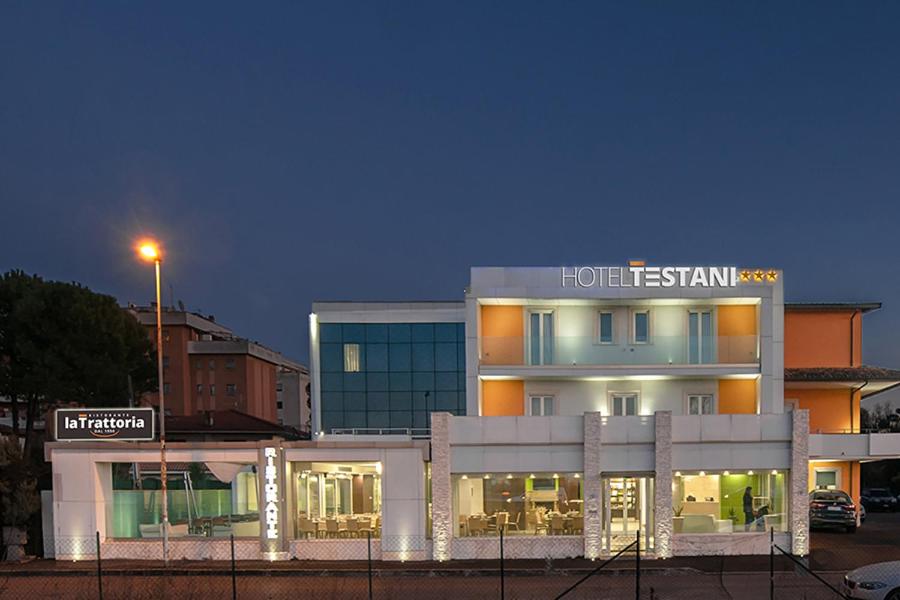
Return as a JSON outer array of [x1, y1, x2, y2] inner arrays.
[[844, 561, 900, 599]]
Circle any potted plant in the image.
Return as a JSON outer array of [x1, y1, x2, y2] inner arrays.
[[0, 437, 40, 561]]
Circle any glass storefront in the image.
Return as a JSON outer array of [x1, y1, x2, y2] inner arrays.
[[453, 473, 584, 536], [292, 461, 382, 539], [672, 470, 788, 534], [108, 462, 259, 539]]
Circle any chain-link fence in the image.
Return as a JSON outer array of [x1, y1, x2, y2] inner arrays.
[[2, 528, 895, 599]]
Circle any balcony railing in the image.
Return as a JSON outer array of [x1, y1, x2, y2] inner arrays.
[[328, 428, 431, 439], [480, 335, 758, 367]]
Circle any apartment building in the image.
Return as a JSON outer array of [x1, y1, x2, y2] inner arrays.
[[130, 306, 307, 428]]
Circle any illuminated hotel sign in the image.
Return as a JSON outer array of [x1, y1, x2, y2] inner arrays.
[[561, 265, 761, 289], [54, 408, 155, 441], [263, 447, 279, 540]]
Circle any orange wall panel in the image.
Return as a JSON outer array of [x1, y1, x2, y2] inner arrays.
[[786, 388, 858, 433], [482, 380, 525, 416], [784, 311, 860, 368], [809, 460, 861, 504], [481, 306, 524, 365], [717, 305, 757, 336], [718, 379, 757, 414]]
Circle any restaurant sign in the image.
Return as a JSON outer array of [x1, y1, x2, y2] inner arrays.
[[54, 407, 155, 441], [259, 444, 287, 555]]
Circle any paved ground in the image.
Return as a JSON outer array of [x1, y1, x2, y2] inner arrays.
[[3, 515, 898, 599]]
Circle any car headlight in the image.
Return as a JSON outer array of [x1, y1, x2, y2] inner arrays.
[[857, 582, 887, 590]]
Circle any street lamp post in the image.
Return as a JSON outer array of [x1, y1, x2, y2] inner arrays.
[[138, 241, 169, 565]]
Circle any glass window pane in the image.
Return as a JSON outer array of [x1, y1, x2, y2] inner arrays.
[[701, 312, 713, 363], [412, 372, 435, 391], [435, 323, 457, 342], [389, 344, 411, 371], [368, 392, 389, 411], [599, 313, 613, 343], [544, 397, 554, 415], [389, 392, 412, 411], [635, 312, 649, 343], [343, 373, 365, 392], [688, 312, 699, 363], [389, 324, 411, 343], [389, 372, 411, 391], [321, 392, 343, 411], [411, 343, 435, 371], [530, 313, 541, 364], [702, 395, 714, 414], [365, 324, 388, 343], [531, 397, 541, 415], [342, 324, 366, 343], [321, 373, 344, 392], [367, 372, 389, 392], [366, 344, 389, 371], [411, 324, 434, 342], [319, 324, 342, 343], [543, 315, 554, 364], [435, 343, 457, 371], [626, 395, 637, 415], [435, 372, 458, 391], [343, 343, 361, 372]]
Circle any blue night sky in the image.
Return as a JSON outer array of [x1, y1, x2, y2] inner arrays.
[[2, 2, 900, 406]]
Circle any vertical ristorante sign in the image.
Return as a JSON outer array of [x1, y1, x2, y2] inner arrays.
[[258, 443, 287, 554]]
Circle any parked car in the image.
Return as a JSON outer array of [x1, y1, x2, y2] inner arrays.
[[860, 503, 867, 523], [809, 490, 857, 532], [861, 488, 898, 512], [844, 561, 900, 599]]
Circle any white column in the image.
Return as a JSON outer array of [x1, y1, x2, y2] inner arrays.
[[654, 411, 673, 558], [431, 412, 452, 560], [308, 313, 322, 434], [791, 408, 810, 555], [583, 412, 603, 559], [464, 297, 480, 416]]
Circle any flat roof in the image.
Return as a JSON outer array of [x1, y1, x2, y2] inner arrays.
[[785, 302, 882, 313]]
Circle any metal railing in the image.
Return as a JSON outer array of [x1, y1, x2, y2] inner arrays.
[[328, 427, 431, 439]]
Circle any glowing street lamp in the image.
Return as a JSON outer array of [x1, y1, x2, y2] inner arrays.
[[136, 239, 169, 565]]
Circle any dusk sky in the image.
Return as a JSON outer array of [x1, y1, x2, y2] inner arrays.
[[3, 2, 900, 407]]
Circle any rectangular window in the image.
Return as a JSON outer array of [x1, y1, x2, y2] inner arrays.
[[225, 358, 236, 370], [162, 356, 170, 368], [276, 401, 283, 409], [226, 384, 237, 396], [208, 360, 216, 370], [687, 394, 715, 415], [688, 309, 714, 364], [672, 470, 788, 534], [209, 384, 216, 396], [194, 360, 201, 371], [610, 393, 638, 416], [196, 384, 203, 394], [528, 395, 555, 416], [344, 343, 361, 372], [162, 383, 171, 394], [814, 469, 839, 490], [632, 310, 650, 344], [276, 383, 284, 392], [453, 473, 583, 537], [598, 311, 614, 344], [528, 310, 554, 365]]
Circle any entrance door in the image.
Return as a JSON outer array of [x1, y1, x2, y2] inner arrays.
[[688, 310, 713, 364], [603, 476, 654, 552], [528, 311, 554, 365]]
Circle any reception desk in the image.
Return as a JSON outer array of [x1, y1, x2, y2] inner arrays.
[[679, 501, 720, 517]]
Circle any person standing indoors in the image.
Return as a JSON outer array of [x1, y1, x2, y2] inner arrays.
[[743, 486, 755, 531]]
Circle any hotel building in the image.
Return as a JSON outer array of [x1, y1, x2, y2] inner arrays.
[[45, 265, 900, 561]]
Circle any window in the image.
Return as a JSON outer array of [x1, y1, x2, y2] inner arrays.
[[276, 401, 283, 409], [632, 310, 650, 344], [344, 343, 361, 372], [688, 309, 713, 364], [687, 394, 715, 415], [672, 470, 788, 534], [196, 384, 203, 394], [194, 360, 201, 371], [814, 468, 840, 490], [453, 473, 583, 537], [529, 395, 555, 416], [209, 384, 216, 396], [162, 383, 171, 394], [528, 310, 554, 365], [610, 392, 638, 416], [597, 311, 614, 344], [226, 384, 237, 396], [276, 383, 284, 392], [162, 355, 170, 368], [292, 461, 382, 536], [225, 358, 236, 370], [208, 360, 216, 370]]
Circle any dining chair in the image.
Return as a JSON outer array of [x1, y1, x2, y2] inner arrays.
[[325, 519, 339, 539], [550, 515, 565, 535]]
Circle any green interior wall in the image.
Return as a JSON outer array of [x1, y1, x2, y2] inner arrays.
[[719, 474, 759, 521]]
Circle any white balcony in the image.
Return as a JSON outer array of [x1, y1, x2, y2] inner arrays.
[[810, 432, 900, 460]]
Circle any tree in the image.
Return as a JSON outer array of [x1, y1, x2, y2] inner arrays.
[[0, 270, 157, 456]]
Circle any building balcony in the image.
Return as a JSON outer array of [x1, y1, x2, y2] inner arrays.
[[480, 334, 759, 368], [810, 431, 900, 460]]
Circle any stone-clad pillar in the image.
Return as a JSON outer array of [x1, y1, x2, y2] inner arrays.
[[431, 412, 452, 561], [583, 412, 603, 559], [791, 409, 810, 555], [654, 411, 673, 558]]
